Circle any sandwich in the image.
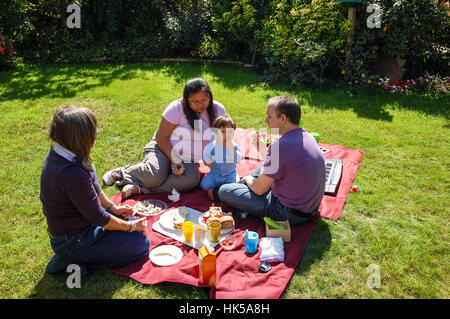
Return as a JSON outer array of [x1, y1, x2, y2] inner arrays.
[[219, 216, 234, 229], [173, 206, 189, 229]]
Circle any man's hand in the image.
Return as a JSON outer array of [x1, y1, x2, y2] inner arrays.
[[240, 174, 273, 196], [250, 131, 267, 155], [239, 175, 253, 185]]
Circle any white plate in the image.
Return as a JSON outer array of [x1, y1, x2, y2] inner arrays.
[[133, 199, 168, 217], [149, 245, 183, 266], [198, 212, 235, 236], [158, 207, 202, 231]]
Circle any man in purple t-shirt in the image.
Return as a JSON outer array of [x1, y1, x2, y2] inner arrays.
[[218, 95, 325, 225]]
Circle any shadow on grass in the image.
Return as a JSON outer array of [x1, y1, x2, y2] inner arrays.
[[29, 267, 210, 299], [0, 61, 257, 102], [300, 86, 449, 122], [0, 62, 448, 122], [278, 217, 331, 298], [294, 218, 332, 275]]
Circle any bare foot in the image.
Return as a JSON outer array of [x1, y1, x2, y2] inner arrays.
[[122, 184, 142, 199]]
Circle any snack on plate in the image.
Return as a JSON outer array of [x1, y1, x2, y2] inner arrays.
[[173, 206, 189, 229], [134, 200, 163, 216], [155, 251, 176, 258], [208, 206, 223, 217]]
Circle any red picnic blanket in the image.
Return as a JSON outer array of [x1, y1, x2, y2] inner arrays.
[[110, 128, 363, 298]]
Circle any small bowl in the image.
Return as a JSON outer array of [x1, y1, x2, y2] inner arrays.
[[220, 235, 237, 250]]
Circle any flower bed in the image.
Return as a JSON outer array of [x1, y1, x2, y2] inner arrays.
[[0, 33, 15, 71]]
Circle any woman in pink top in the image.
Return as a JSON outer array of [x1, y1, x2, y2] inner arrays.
[[103, 78, 226, 199]]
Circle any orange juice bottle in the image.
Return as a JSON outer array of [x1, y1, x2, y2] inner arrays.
[[198, 246, 216, 287]]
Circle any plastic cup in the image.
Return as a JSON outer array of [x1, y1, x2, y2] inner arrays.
[[182, 221, 194, 242], [194, 224, 206, 244], [244, 231, 259, 253], [311, 132, 321, 142], [207, 221, 221, 243]]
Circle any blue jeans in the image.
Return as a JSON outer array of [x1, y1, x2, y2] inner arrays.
[[200, 170, 239, 191], [49, 224, 150, 275], [218, 166, 313, 226]]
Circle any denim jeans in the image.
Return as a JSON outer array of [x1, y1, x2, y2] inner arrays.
[[49, 224, 150, 275], [200, 170, 239, 191], [218, 166, 313, 226]]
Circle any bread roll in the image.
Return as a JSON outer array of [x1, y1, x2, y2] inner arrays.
[[219, 216, 235, 229]]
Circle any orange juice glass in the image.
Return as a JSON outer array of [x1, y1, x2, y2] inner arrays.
[[182, 221, 194, 242]]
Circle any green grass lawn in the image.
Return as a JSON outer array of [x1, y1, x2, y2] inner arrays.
[[0, 62, 448, 299]]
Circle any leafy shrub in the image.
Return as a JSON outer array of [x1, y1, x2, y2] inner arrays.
[[259, 0, 351, 85], [199, 0, 271, 61], [341, 0, 450, 85]]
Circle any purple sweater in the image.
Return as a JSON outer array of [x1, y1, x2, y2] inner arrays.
[[40, 147, 111, 238], [261, 127, 325, 213]]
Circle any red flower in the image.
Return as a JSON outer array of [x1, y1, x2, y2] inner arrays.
[[390, 80, 408, 87], [0, 35, 14, 56], [8, 39, 14, 55]]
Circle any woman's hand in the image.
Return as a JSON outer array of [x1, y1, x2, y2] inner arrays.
[[171, 161, 185, 175], [132, 217, 148, 232], [111, 204, 134, 219]]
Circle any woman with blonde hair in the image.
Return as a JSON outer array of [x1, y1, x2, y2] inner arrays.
[[40, 106, 150, 274]]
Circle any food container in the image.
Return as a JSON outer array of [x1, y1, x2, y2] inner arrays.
[[265, 220, 291, 242], [198, 246, 216, 287], [220, 235, 237, 250]]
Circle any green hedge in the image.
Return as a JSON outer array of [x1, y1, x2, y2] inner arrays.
[[1, 0, 449, 87]]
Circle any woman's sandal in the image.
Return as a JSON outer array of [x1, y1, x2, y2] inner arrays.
[[121, 184, 142, 199]]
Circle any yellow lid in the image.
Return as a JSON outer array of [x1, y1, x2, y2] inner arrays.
[[199, 245, 215, 258]]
